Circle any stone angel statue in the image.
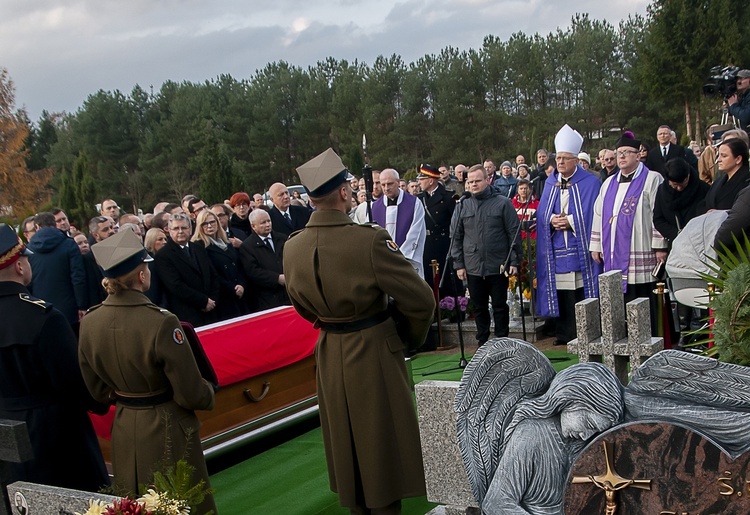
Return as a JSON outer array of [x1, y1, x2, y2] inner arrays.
[[455, 339, 624, 515]]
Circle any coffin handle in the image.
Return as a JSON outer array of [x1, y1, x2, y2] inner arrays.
[[244, 382, 270, 402]]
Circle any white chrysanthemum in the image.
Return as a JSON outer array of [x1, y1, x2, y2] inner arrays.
[[136, 488, 161, 511], [75, 498, 110, 515]]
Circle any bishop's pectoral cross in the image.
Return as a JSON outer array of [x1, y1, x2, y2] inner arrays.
[[571, 441, 651, 515]]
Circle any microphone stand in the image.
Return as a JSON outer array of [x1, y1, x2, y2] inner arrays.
[[500, 198, 526, 341], [423, 194, 470, 375]]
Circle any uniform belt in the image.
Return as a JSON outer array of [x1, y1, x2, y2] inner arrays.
[[114, 387, 173, 408], [317, 311, 390, 333]]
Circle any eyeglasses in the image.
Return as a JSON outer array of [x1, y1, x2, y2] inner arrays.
[[216, 213, 228, 218], [201, 220, 217, 227], [616, 150, 638, 157], [234, 202, 250, 208], [603, 157, 615, 162], [169, 226, 190, 232]]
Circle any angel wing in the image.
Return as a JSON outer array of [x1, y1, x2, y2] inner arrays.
[[626, 349, 750, 458], [454, 338, 555, 504]]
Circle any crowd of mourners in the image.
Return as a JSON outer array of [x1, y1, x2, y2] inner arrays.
[[16, 119, 750, 351]]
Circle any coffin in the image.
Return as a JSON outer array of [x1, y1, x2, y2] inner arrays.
[[91, 306, 320, 463]]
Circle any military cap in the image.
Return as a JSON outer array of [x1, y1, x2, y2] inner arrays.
[[91, 227, 153, 278], [0, 224, 32, 271], [417, 164, 440, 179], [296, 148, 354, 197]]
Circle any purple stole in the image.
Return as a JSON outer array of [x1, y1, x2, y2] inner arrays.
[[371, 193, 416, 247], [601, 165, 649, 292], [536, 167, 602, 317]]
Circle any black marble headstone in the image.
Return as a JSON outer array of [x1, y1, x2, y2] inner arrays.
[[564, 422, 750, 515]]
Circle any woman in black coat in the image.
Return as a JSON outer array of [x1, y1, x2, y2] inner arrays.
[[191, 210, 247, 321], [704, 138, 750, 211], [653, 158, 710, 249]]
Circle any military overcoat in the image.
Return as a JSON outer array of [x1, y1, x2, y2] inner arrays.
[[78, 290, 216, 513], [283, 209, 435, 509]]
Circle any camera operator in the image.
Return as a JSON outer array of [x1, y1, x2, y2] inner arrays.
[[726, 69, 750, 132]]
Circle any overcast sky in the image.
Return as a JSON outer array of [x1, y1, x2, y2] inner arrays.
[[2, 0, 650, 122]]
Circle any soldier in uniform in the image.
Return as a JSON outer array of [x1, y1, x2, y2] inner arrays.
[[417, 164, 457, 296], [284, 148, 436, 514], [0, 224, 108, 491], [78, 229, 216, 513]]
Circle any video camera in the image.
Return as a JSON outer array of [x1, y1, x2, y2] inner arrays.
[[703, 65, 740, 99]]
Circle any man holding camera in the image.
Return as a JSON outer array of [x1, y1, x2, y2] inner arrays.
[[727, 69, 750, 132]]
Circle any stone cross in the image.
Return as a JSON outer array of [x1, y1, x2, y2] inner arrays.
[[568, 270, 664, 384], [0, 419, 32, 515]]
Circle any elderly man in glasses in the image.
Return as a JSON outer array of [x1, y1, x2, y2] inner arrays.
[[154, 213, 220, 328], [590, 133, 667, 333]]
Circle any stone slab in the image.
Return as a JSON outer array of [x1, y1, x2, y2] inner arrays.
[[565, 422, 750, 514], [599, 271, 627, 345], [415, 381, 477, 509], [0, 420, 32, 464], [575, 298, 601, 345], [438, 318, 546, 348], [6, 481, 117, 515]]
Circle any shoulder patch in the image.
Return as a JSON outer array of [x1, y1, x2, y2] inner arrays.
[[18, 293, 51, 311], [288, 229, 304, 239], [386, 240, 400, 252], [173, 327, 185, 344]]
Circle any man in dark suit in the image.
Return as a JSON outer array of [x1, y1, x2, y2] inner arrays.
[[239, 209, 290, 311], [645, 125, 698, 176], [417, 164, 456, 296], [267, 182, 311, 237], [154, 213, 220, 327]]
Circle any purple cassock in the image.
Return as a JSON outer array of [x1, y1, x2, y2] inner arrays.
[[536, 166, 602, 318], [371, 192, 416, 247]]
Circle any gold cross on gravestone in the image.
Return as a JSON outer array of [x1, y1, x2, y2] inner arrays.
[[571, 441, 651, 515]]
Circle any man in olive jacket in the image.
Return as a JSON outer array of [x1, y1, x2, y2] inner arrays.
[[451, 164, 522, 345], [284, 148, 436, 514]]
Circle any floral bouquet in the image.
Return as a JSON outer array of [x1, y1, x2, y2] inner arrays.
[[439, 295, 472, 321], [77, 460, 213, 515]]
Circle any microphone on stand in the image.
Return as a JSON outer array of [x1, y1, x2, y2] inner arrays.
[[457, 191, 472, 203]]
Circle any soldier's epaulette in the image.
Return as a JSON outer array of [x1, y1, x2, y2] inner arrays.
[[86, 303, 103, 314], [361, 222, 380, 230], [18, 293, 52, 311], [288, 229, 304, 239], [145, 303, 173, 316]]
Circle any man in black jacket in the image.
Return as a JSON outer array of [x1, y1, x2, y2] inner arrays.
[[645, 125, 698, 176], [154, 213, 220, 327], [268, 182, 311, 237], [239, 209, 290, 311], [451, 165, 522, 345], [417, 164, 456, 295]]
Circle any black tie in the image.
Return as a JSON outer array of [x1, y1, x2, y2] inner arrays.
[[182, 245, 190, 258], [283, 212, 292, 226], [387, 198, 398, 207], [264, 237, 274, 251], [662, 146, 667, 159]]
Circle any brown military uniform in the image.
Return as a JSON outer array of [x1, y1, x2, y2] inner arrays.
[[78, 290, 216, 513], [283, 209, 435, 510]]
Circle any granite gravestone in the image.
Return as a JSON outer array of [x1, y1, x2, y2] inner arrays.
[[0, 419, 32, 515], [565, 422, 750, 514], [455, 340, 750, 515]]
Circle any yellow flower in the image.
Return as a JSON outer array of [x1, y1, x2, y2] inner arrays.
[[75, 499, 110, 515], [137, 489, 161, 511]]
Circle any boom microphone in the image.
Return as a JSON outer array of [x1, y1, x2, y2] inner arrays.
[[457, 191, 472, 203]]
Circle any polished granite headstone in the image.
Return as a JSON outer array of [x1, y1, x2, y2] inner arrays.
[[565, 422, 750, 515], [6, 481, 117, 515]]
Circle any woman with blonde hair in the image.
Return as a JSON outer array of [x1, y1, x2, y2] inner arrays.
[[192, 210, 246, 320], [142, 227, 168, 306]]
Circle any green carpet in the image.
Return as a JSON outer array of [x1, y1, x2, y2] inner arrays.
[[210, 349, 578, 514]]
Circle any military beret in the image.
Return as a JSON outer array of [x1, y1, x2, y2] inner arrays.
[[91, 227, 153, 278], [0, 224, 32, 271]]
